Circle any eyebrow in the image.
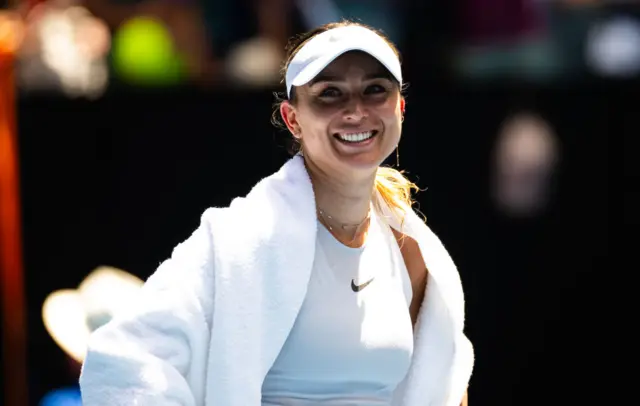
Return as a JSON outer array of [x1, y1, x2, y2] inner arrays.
[[309, 71, 393, 86]]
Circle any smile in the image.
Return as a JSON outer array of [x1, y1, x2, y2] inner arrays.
[[335, 130, 378, 143]]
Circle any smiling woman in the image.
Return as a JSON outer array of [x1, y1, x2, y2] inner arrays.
[[79, 20, 474, 406], [273, 21, 417, 238]]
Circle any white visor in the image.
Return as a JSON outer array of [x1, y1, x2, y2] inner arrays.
[[285, 25, 402, 98]]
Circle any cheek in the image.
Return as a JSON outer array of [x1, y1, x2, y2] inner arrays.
[[378, 96, 403, 121], [296, 112, 331, 147], [308, 103, 343, 124], [380, 105, 402, 128], [299, 107, 337, 134]]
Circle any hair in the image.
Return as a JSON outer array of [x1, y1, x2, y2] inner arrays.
[[271, 20, 421, 224]]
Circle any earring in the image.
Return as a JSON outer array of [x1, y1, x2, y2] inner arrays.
[[396, 144, 400, 167]]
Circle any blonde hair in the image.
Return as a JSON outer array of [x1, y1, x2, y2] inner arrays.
[[374, 165, 420, 223], [273, 20, 421, 224]]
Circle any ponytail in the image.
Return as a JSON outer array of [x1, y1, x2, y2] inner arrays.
[[374, 166, 421, 227]]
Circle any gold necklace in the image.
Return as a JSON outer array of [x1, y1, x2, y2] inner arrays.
[[317, 207, 371, 244]]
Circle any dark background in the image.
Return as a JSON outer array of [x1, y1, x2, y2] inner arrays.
[[13, 80, 618, 405]]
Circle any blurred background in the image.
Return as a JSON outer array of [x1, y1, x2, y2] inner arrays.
[[0, 0, 627, 405]]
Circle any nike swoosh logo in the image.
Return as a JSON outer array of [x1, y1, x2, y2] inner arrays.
[[351, 277, 374, 292]]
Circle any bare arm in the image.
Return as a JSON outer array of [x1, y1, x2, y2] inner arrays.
[[392, 228, 470, 406], [461, 390, 468, 406], [391, 230, 428, 326]]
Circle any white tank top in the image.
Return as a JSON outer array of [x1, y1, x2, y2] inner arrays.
[[261, 208, 414, 405]]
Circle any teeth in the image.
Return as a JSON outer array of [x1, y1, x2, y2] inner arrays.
[[338, 131, 374, 142]]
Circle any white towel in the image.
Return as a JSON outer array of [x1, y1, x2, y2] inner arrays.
[[79, 155, 474, 406]]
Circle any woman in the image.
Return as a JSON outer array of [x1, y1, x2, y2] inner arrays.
[[79, 21, 474, 406]]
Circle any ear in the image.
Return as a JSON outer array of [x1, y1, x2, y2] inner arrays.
[[280, 101, 301, 138], [400, 97, 406, 115]]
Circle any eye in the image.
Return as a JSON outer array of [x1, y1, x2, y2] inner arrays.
[[319, 87, 342, 98], [364, 84, 388, 95]]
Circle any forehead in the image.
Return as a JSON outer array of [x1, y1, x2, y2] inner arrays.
[[316, 51, 391, 78]]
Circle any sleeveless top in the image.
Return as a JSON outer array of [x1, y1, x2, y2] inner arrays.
[[261, 207, 414, 405]]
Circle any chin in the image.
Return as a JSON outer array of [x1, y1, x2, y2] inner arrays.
[[335, 150, 393, 176]]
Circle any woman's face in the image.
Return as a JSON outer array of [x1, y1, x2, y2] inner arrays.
[[282, 51, 404, 178]]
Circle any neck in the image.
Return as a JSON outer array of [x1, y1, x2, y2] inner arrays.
[[304, 157, 376, 227]]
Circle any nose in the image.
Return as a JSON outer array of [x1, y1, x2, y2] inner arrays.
[[343, 96, 368, 122]]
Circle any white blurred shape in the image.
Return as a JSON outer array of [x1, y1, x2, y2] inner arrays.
[[225, 37, 283, 87], [586, 15, 640, 78], [42, 266, 144, 363], [492, 113, 560, 217], [18, 3, 110, 98]]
